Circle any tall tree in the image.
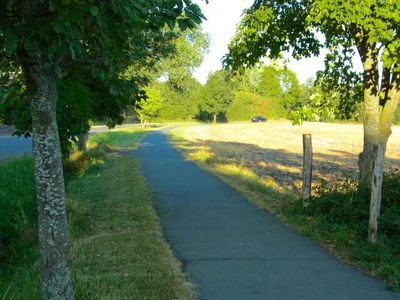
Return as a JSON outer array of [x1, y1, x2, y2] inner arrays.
[[200, 70, 235, 123], [155, 28, 209, 121], [0, 1, 203, 298], [135, 86, 162, 127], [224, 0, 400, 189]]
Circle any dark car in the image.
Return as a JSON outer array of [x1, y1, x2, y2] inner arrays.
[[251, 116, 267, 122]]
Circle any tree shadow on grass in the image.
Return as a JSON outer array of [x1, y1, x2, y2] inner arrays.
[[174, 138, 400, 195]]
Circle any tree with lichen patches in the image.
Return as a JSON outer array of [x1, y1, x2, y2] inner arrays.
[[0, 1, 204, 298], [224, 0, 400, 191]]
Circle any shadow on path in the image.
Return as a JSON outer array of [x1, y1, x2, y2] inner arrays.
[[135, 132, 399, 300]]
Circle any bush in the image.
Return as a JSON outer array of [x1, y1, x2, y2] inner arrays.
[[227, 91, 286, 121], [287, 173, 400, 289]]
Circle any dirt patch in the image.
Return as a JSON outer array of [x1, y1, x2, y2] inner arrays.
[[179, 121, 400, 192]]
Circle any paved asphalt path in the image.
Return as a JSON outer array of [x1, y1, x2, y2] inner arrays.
[[0, 136, 32, 160], [136, 132, 399, 300]]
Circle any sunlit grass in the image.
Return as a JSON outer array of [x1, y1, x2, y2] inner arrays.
[[88, 127, 150, 151]]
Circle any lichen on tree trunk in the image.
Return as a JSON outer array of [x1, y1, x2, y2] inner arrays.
[[20, 50, 74, 299]]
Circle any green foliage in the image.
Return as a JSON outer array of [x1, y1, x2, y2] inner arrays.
[[0, 156, 40, 298], [227, 91, 286, 121], [135, 86, 162, 124], [285, 173, 400, 289], [1, 129, 193, 298], [227, 91, 260, 121], [160, 28, 209, 92], [224, 0, 400, 123], [200, 70, 235, 121], [156, 78, 202, 121], [290, 92, 337, 124], [151, 28, 209, 121], [0, 0, 205, 152], [232, 63, 303, 118]]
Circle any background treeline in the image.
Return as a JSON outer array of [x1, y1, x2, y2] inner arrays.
[[139, 28, 400, 124]]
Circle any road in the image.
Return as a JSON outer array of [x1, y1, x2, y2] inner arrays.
[[0, 136, 32, 161], [0, 124, 141, 161], [135, 132, 400, 300]]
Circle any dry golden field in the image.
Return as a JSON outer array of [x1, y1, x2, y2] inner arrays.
[[176, 121, 400, 193]]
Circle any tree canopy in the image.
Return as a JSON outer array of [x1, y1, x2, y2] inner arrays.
[[0, 1, 205, 298], [224, 0, 400, 189], [135, 86, 162, 127], [200, 70, 235, 123]]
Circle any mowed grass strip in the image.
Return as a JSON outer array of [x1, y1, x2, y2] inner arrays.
[[1, 128, 194, 299], [68, 154, 194, 299]]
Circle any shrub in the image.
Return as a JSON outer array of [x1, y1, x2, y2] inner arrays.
[[287, 173, 400, 289], [227, 91, 286, 121]]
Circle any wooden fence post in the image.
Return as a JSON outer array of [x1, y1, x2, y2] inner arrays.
[[302, 134, 312, 206], [368, 144, 384, 243]]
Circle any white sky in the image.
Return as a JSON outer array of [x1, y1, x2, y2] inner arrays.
[[193, 0, 362, 84]]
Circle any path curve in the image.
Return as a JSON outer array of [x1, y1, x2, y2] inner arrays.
[[136, 132, 399, 300]]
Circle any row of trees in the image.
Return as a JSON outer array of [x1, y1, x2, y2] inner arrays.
[[137, 58, 316, 124]]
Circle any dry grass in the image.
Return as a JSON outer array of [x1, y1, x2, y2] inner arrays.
[[170, 121, 400, 290], [175, 121, 400, 194]]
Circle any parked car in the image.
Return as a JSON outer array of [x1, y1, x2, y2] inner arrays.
[[251, 116, 267, 122]]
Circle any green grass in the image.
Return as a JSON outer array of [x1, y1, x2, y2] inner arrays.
[[285, 177, 400, 290], [0, 156, 40, 299], [170, 128, 400, 290], [88, 128, 148, 150], [68, 154, 193, 299], [1, 128, 194, 299]]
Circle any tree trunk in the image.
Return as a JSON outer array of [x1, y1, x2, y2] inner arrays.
[[140, 118, 146, 128], [213, 114, 217, 124], [368, 144, 384, 243], [358, 90, 381, 190], [78, 133, 88, 152], [358, 73, 399, 190], [357, 46, 381, 190], [20, 50, 74, 299]]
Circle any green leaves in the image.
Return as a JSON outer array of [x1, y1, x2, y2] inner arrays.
[[89, 5, 99, 16], [1, 0, 206, 152], [2, 27, 18, 55], [200, 70, 235, 117], [224, 0, 321, 70], [135, 86, 162, 122]]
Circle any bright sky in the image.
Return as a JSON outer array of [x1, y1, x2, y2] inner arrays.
[[193, 0, 361, 84]]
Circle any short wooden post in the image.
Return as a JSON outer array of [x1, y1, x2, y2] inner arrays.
[[368, 144, 384, 243], [302, 134, 312, 206]]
